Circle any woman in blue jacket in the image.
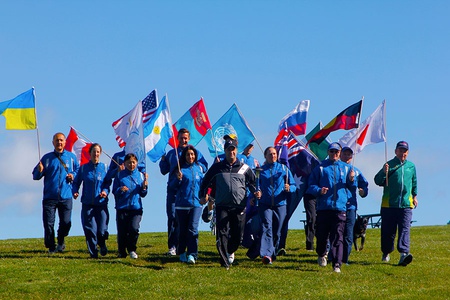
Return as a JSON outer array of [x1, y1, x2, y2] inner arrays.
[[169, 145, 204, 264], [72, 143, 110, 258], [114, 153, 148, 259], [255, 147, 296, 265]]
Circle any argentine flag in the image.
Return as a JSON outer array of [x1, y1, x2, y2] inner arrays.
[[144, 95, 173, 162]]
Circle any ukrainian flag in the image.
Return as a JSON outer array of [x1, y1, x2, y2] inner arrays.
[[0, 88, 36, 130]]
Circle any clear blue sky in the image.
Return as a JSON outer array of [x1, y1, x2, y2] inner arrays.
[[1, 1, 449, 240]]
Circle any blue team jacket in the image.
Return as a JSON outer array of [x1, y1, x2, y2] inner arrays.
[[258, 162, 296, 207], [72, 161, 109, 206], [114, 168, 147, 210], [307, 159, 356, 212], [32, 150, 79, 200], [169, 162, 204, 208]]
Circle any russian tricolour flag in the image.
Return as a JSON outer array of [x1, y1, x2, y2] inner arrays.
[[277, 100, 310, 136]]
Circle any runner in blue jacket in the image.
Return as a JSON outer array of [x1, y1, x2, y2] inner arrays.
[[114, 153, 148, 259], [72, 143, 110, 258], [159, 128, 208, 256], [169, 145, 204, 264], [256, 147, 296, 265], [32, 132, 79, 253], [307, 142, 356, 273]]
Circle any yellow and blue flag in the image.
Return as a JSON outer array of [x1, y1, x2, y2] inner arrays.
[[0, 88, 36, 130]]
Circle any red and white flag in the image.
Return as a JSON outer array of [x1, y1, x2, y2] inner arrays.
[[65, 127, 92, 165], [338, 100, 386, 154]]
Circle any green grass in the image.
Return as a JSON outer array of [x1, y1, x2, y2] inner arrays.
[[0, 226, 448, 299]]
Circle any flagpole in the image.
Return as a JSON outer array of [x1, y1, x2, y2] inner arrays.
[[164, 94, 180, 173], [31, 87, 42, 162], [234, 103, 263, 155], [352, 96, 364, 168], [283, 122, 289, 183], [209, 129, 221, 162], [383, 99, 389, 186]]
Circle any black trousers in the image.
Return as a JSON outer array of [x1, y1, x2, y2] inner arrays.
[[42, 198, 72, 250], [116, 209, 143, 256], [215, 206, 246, 267]]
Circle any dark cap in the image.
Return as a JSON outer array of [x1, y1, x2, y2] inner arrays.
[[396, 141, 409, 150], [341, 146, 353, 153], [224, 139, 238, 150], [328, 142, 342, 151], [224, 134, 238, 141]]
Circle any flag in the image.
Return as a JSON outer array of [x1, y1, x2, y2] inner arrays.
[[304, 122, 330, 161], [124, 102, 145, 165], [277, 100, 310, 136], [168, 98, 212, 148], [339, 100, 386, 154], [205, 103, 254, 157], [142, 90, 158, 123], [286, 133, 320, 191], [112, 89, 158, 147], [274, 125, 289, 167], [144, 95, 173, 162], [112, 100, 143, 148], [307, 100, 362, 145], [65, 127, 92, 165], [0, 88, 36, 130]]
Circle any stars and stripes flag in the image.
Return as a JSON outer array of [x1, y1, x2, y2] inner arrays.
[[112, 89, 158, 147], [142, 90, 158, 123]]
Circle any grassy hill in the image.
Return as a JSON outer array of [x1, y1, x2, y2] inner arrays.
[[0, 225, 448, 299]]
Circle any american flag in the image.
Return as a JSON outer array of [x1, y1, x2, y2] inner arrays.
[[112, 89, 158, 147], [142, 90, 158, 123]]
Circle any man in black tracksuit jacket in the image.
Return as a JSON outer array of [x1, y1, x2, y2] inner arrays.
[[200, 139, 257, 269]]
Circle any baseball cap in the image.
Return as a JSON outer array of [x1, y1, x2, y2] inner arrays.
[[224, 134, 238, 141], [224, 139, 238, 150], [328, 142, 342, 151], [396, 141, 409, 150], [341, 146, 353, 153]]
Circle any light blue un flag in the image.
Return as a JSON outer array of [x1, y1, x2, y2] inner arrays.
[[205, 103, 254, 157]]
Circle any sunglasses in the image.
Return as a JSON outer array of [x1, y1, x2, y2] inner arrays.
[[328, 149, 339, 153]]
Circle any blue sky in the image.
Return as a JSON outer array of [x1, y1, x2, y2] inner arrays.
[[0, 1, 449, 240]]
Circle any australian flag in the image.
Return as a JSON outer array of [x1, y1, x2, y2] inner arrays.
[[142, 89, 158, 123], [277, 132, 320, 190]]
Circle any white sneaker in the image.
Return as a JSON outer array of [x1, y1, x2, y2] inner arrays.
[[129, 251, 138, 259], [167, 248, 177, 256], [318, 256, 327, 267], [382, 253, 390, 262], [227, 252, 235, 264], [333, 267, 341, 273]]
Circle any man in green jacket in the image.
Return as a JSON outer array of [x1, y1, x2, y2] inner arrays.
[[374, 141, 418, 266]]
